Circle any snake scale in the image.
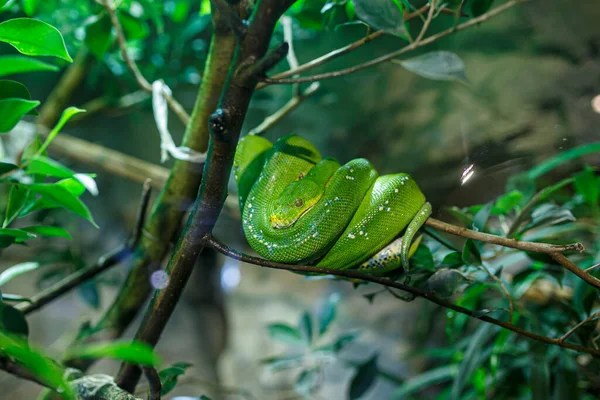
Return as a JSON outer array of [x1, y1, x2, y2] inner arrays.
[[233, 135, 432, 274]]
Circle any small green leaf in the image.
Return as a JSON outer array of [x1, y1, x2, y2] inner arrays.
[[493, 190, 523, 215], [352, 0, 404, 35], [21, 225, 71, 239], [0, 98, 40, 133], [522, 203, 575, 232], [348, 354, 378, 399], [0, 18, 72, 62], [0, 261, 40, 286], [0, 80, 33, 100], [63, 340, 162, 366], [26, 182, 97, 226], [472, 202, 492, 231], [399, 51, 467, 83], [199, 0, 211, 16], [0, 332, 73, 397], [462, 239, 481, 266], [318, 293, 339, 335], [0, 162, 18, 175], [0, 228, 36, 240], [159, 362, 192, 395], [411, 243, 436, 271], [37, 106, 85, 156], [267, 323, 305, 345], [119, 11, 149, 40], [4, 184, 30, 227], [27, 156, 74, 178], [0, 55, 58, 77], [441, 252, 464, 268], [574, 166, 599, 206], [444, 206, 474, 227], [84, 15, 113, 59], [22, 0, 40, 16], [298, 311, 313, 345], [19, 176, 89, 216], [78, 281, 100, 309], [527, 142, 600, 180]]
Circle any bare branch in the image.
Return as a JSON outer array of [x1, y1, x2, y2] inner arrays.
[[551, 252, 600, 290], [129, 179, 153, 248], [143, 367, 162, 400], [103, 0, 190, 125], [247, 82, 320, 136], [16, 246, 130, 315], [415, 0, 436, 43], [204, 235, 600, 358], [558, 312, 600, 343], [261, 0, 527, 85]]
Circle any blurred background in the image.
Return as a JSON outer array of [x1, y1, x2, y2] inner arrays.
[[1, 0, 599, 398]]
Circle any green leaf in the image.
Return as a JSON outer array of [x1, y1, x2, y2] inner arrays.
[[267, 323, 304, 346], [399, 51, 467, 82], [77, 281, 100, 309], [318, 293, 339, 335], [522, 203, 575, 232], [22, 0, 40, 16], [493, 190, 523, 215], [298, 311, 313, 345], [472, 202, 492, 231], [0, 304, 29, 337], [352, 0, 404, 35], [444, 206, 474, 227], [4, 184, 30, 227], [470, 0, 494, 17], [462, 239, 481, 266], [0, 18, 72, 62], [0, 79, 33, 100], [159, 362, 192, 395], [21, 225, 71, 239], [0, 98, 40, 133], [84, 15, 113, 59], [441, 252, 464, 268], [37, 106, 85, 156], [27, 156, 74, 178], [423, 269, 474, 297], [199, 0, 211, 16], [411, 243, 435, 271], [19, 176, 89, 216], [0, 55, 58, 77], [63, 340, 162, 366], [0, 228, 36, 240], [26, 183, 97, 226], [119, 11, 149, 40], [450, 324, 496, 400], [348, 354, 378, 399], [0, 261, 40, 286], [391, 365, 458, 399], [527, 142, 600, 180], [0, 332, 73, 397], [574, 166, 599, 206], [296, 367, 320, 396], [261, 353, 304, 371]]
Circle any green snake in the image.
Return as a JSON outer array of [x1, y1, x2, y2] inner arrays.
[[233, 134, 432, 274]]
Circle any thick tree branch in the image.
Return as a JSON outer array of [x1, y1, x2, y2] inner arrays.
[[103, 0, 190, 125], [210, 0, 247, 38], [203, 235, 600, 357], [261, 0, 527, 85], [115, 0, 296, 391]]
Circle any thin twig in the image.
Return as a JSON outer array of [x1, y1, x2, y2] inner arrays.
[[103, 0, 190, 125], [204, 235, 600, 357], [143, 367, 161, 400], [261, 0, 527, 85], [129, 179, 153, 248], [415, 0, 436, 43], [256, 4, 462, 90], [16, 246, 130, 315], [478, 262, 514, 321], [550, 252, 600, 290], [558, 312, 600, 343], [425, 217, 583, 254], [586, 263, 600, 273], [247, 82, 320, 136]]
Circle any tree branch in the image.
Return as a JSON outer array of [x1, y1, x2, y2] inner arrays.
[[261, 0, 527, 85], [203, 235, 600, 358], [103, 0, 190, 125], [115, 0, 297, 391], [558, 312, 600, 343], [210, 0, 247, 39], [142, 367, 161, 400]]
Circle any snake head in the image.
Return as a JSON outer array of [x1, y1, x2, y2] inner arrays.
[[270, 179, 322, 229]]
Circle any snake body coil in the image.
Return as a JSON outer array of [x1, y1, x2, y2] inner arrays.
[[234, 135, 431, 274]]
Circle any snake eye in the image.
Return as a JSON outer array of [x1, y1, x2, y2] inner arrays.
[[294, 198, 304, 207]]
